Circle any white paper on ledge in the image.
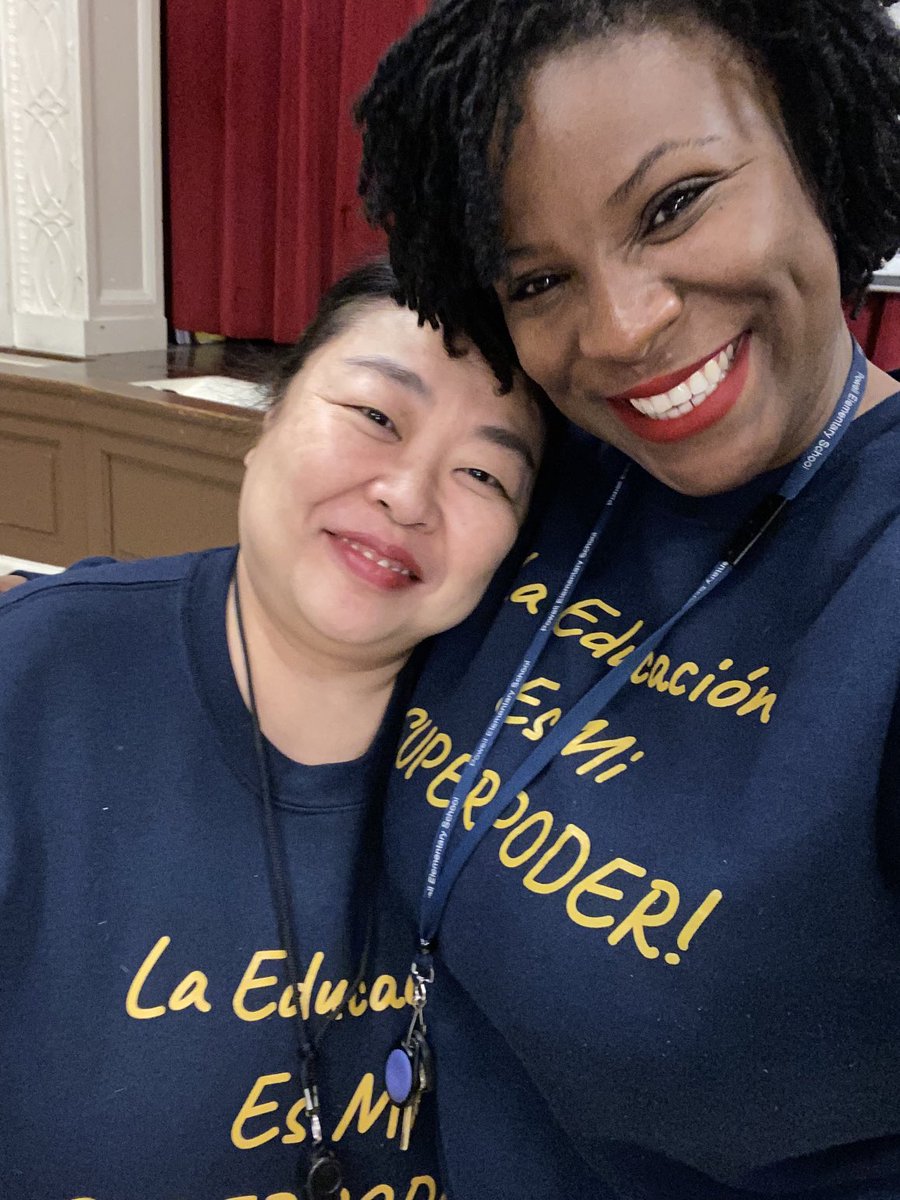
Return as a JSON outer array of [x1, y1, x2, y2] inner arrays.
[[131, 375, 269, 408], [873, 252, 900, 293], [0, 554, 65, 575]]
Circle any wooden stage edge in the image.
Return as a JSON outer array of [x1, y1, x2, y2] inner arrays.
[[0, 345, 266, 568]]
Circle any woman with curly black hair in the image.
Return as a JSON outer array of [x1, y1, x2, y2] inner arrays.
[[355, 3, 900, 1197]]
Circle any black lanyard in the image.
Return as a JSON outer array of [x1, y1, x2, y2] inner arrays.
[[233, 572, 362, 1200]]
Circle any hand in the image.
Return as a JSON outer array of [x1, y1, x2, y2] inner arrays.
[[0, 574, 27, 593]]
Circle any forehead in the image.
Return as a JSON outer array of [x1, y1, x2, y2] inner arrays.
[[304, 299, 543, 434], [503, 26, 786, 220], [312, 300, 466, 382]]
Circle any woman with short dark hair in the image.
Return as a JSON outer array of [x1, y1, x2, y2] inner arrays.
[[0, 262, 545, 1200]]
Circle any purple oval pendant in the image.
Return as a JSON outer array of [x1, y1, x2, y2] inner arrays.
[[385, 1045, 414, 1104]]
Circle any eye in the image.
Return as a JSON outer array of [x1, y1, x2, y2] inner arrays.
[[506, 272, 565, 304], [645, 179, 715, 234], [353, 405, 397, 433], [459, 466, 511, 499]]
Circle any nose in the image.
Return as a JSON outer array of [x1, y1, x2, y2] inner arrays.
[[578, 264, 682, 366], [367, 461, 439, 530]]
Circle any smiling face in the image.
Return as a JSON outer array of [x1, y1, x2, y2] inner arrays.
[[495, 25, 854, 495], [238, 300, 544, 664]]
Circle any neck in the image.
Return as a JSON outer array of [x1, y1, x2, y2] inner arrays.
[[792, 329, 895, 458], [226, 556, 407, 765], [858, 357, 900, 419]]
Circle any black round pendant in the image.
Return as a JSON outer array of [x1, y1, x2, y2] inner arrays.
[[306, 1148, 343, 1200]]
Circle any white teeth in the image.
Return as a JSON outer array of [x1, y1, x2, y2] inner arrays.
[[339, 537, 412, 576], [628, 340, 739, 421], [703, 359, 722, 385], [671, 382, 693, 406], [688, 370, 708, 396]]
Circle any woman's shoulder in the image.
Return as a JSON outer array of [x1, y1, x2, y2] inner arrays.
[[0, 547, 233, 672], [0, 547, 228, 609], [826, 388, 900, 526]]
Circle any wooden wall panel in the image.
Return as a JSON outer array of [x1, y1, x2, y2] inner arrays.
[[84, 434, 244, 558], [0, 412, 87, 563], [0, 374, 259, 565], [0, 433, 57, 533]]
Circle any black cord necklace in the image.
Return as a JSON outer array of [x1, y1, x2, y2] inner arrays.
[[233, 569, 376, 1200]]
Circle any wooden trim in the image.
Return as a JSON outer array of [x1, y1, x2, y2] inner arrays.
[[0, 372, 261, 563]]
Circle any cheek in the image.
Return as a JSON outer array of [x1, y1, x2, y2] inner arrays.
[[278, 440, 348, 508], [450, 509, 520, 596], [506, 314, 569, 394], [241, 445, 317, 553], [715, 175, 835, 301], [720, 215, 793, 298]]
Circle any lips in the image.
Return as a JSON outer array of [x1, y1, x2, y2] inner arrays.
[[326, 529, 423, 591], [607, 333, 751, 444], [608, 337, 739, 402]]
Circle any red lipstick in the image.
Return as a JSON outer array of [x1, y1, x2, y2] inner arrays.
[[610, 333, 751, 444]]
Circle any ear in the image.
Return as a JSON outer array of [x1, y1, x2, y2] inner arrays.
[[243, 444, 257, 468], [261, 403, 282, 432]]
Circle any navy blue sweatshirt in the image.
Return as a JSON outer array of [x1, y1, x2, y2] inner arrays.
[[0, 547, 441, 1200], [384, 392, 900, 1199]]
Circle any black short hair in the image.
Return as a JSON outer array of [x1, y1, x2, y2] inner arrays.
[[267, 255, 552, 422], [267, 258, 401, 408], [356, 0, 900, 391]]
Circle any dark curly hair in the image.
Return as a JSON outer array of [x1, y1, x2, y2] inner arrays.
[[356, 0, 900, 391], [265, 256, 553, 432]]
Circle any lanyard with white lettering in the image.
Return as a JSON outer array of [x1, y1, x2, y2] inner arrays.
[[417, 339, 868, 953], [384, 457, 631, 1122]]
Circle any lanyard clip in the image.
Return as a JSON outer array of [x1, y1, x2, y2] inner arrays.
[[303, 1084, 323, 1144], [301, 1062, 324, 1145], [411, 947, 434, 1001], [409, 948, 434, 1030]]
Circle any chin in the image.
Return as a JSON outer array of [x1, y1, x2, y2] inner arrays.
[[650, 465, 754, 496], [320, 614, 424, 657], [632, 426, 782, 496], [314, 620, 394, 648], [653, 462, 763, 497]]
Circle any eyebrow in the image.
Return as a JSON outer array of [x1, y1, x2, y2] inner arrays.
[[343, 355, 432, 398], [345, 355, 537, 478], [504, 136, 722, 267], [609, 136, 722, 205], [478, 425, 538, 475]]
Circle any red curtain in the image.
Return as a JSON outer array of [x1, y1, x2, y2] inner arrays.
[[846, 294, 900, 373], [166, 0, 427, 342], [168, 8, 900, 358]]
